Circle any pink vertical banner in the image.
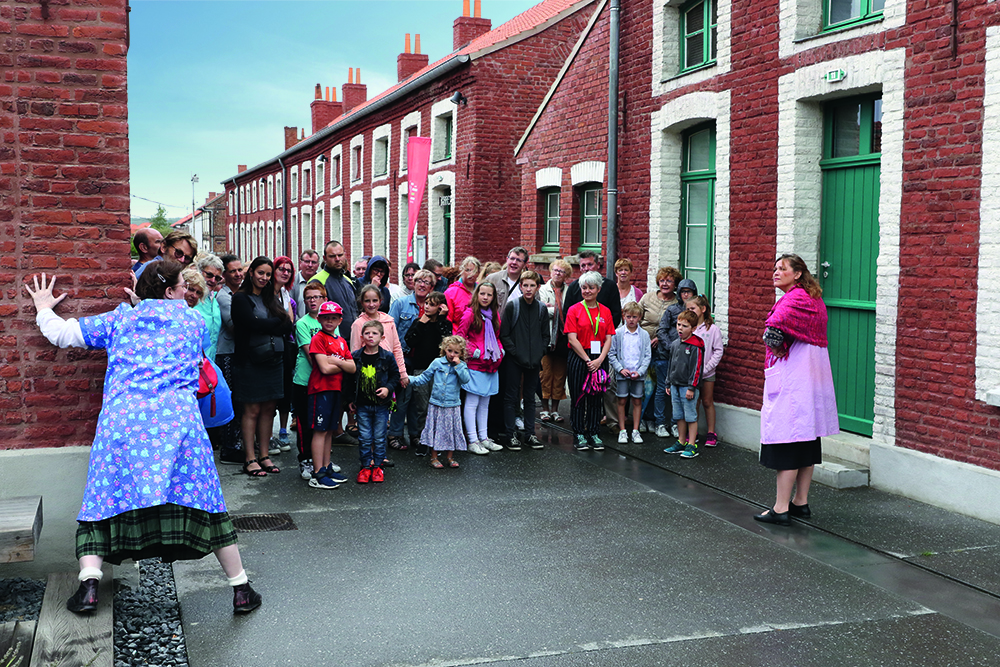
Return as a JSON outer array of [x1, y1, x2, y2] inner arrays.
[[406, 136, 432, 263]]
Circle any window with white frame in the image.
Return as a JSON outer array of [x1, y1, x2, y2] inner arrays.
[[351, 198, 364, 260], [372, 195, 388, 258], [432, 110, 454, 162], [302, 163, 312, 199], [373, 124, 391, 179], [301, 209, 312, 258], [290, 168, 299, 203], [275, 174, 283, 207], [332, 153, 341, 189], [350, 135, 364, 183], [314, 203, 325, 253], [228, 192, 233, 215], [267, 176, 274, 209], [400, 112, 421, 172], [331, 203, 342, 243], [654, 0, 731, 95], [290, 210, 298, 261], [259, 179, 266, 210], [316, 159, 325, 196]]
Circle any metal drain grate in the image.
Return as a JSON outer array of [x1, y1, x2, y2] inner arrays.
[[231, 512, 298, 532]]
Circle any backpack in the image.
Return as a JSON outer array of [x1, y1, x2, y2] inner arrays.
[[197, 356, 234, 426]]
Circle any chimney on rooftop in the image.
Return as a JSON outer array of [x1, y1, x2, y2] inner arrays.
[[237, 164, 247, 173], [311, 83, 344, 133], [454, 0, 491, 51], [284, 126, 299, 150], [398, 33, 429, 82], [342, 67, 368, 114]]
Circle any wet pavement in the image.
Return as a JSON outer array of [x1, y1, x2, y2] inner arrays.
[[175, 424, 1000, 666]]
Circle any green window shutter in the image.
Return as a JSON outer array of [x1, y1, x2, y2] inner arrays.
[[679, 124, 716, 306]]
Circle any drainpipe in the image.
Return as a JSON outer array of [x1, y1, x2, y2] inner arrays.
[[605, 0, 620, 281], [277, 157, 288, 255], [230, 177, 239, 253]]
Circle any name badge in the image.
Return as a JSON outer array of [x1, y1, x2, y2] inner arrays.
[[590, 340, 601, 355]]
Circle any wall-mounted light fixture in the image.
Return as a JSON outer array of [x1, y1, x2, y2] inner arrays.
[[450, 91, 468, 106]]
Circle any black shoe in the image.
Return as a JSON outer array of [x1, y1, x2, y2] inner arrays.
[[220, 450, 244, 465], [507, 436, 522, 451], [525, 435, 544, 450], [233, 582, 262, 614], [414, 442, 428, 457], [753, 508, 791, 526], [789, 502, 811, 519], [381, 457, 395, 468], [332, 431, 360, 446], [66, 578, 99, 613]]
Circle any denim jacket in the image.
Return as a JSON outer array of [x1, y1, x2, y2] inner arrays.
[[388, 293, 421, 355], [409, 357, 471, 408]]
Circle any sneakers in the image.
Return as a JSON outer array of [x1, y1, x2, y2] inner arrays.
[[618, 430, 629, 444], [663, 441, 686, 454], [525, 435, 544, 450], [679, 443, 699, 459], [574, 434, 591, 451], [671, 424, 680, 438], [371, 466, 384, 483], [220, 449, 245, 465], [328, 462, 342, 473], [278, 429, 292, 452], [331, 431, 359, 446], [268, 437, 282, 455], [654, 425, 669, 439], [468, 440, 489, 455], [308, 473, 341, 489], [357, 467, 372, 484], [482, 438, 503, 452], [631, 430, 643, 444], [590, 435, 604, 451], [299, 460, 314, 480], [704, 432, 719, 447], [233, 582, 262, 614], [515, 416, 525, 431], [507, 436, 522, 451], [638, 421, 648, 433]]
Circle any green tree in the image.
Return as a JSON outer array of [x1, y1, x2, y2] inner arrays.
[[147, 205, 173, 236]]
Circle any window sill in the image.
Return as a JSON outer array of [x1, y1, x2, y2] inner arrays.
[[577, 244, 603, 254], [540, 244, 560, 254], [662, 61, 717, 84], [795, 15, 883, 43]]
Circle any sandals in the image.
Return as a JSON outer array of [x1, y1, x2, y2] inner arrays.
[[243, 459, 267, 477], [388, 436, 407, 451], [430, 459, 444, 469], [552, 414, 565, 423], [539, 411, 551, 422], [258, 457, 280, 474], [447, 459, 459, 468]]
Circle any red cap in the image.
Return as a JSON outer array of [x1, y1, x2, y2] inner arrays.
[[318, 301, 343, 316]]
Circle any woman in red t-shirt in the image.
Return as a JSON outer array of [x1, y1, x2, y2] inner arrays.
[[563, 271, 615, 450]]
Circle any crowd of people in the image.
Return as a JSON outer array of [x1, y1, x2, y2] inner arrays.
[[24, 228, 837, 617]]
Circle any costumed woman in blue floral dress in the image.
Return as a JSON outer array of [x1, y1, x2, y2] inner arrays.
[[24, 263, 262, 615]]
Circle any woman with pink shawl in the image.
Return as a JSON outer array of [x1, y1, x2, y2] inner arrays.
[[754, 254, 839, 526]]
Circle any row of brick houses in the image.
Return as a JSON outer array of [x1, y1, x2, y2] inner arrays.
[[5, 0, 1000, 523], [222, 0, 1000, 521]]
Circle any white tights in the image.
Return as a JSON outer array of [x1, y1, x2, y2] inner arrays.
[[464, 393, 491, 442]]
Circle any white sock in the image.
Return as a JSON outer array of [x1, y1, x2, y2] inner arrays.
[[227, 569, 248, 587], [79, 567, 103, 582]]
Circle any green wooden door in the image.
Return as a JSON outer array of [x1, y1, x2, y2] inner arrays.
[[819, 96, 881, 436]]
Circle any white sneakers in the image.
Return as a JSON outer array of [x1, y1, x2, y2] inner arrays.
[[632, 430, 643, 443], [655, 425, 670, 438], [618, 430, 629, 444], [482, 438, 503, 452], [469, 440, 489, 455]]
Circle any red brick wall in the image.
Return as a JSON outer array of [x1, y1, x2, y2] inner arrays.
[[1, 0, 130, 449]]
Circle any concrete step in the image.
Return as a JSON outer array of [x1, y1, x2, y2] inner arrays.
[[814, 455, 869, 489]]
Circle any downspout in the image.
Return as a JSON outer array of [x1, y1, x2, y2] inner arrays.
[[605, 0, 620, 281], [277, 157, 288, 255], [229, 177, 239, 253]]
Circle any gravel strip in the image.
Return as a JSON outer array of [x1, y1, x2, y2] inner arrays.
[[114, 559, 189, 667], [0, 578, 45, 622]]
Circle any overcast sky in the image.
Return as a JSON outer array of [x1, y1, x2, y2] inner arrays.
[[128, 0, 539, 219]]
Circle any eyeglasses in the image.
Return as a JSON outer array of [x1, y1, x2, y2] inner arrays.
[[203, 273, 223, 283], [415, 278, 434, 286], [170, 247, 193, 262], [276, 266, 292, 273], [304, 295, 324, 301]]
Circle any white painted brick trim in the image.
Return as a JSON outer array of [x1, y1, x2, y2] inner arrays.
[[536, 167, 563, 190], [779, 0, 905, 59], [399, 111, 422, 173], [431, 98, 457, 168], [652, 0, 732, 97], [775, 48, 905, 445], [427, 170, 455, 263], [649, 90, 731, 343], [571, 161, 605, 186], [976, 27, 1000, 403]]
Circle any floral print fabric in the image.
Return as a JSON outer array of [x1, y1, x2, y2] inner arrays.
[[77, 301, 227, 522]]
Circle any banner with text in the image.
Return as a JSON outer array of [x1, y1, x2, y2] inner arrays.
[[406, 137, 432, 263]]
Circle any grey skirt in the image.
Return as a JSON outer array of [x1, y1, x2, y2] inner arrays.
[[233, 354, 284, 403]]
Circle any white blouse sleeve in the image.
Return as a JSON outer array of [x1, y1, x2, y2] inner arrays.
[[36, 308, 86, 348]]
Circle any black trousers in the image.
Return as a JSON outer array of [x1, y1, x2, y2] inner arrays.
[[212, 353, 243, 455], [504, 361, 539, 437]]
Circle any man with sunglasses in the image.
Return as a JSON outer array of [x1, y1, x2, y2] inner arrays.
[[134, 230, 198, 278]]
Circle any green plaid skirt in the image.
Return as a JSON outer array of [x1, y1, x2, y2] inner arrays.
[[76, 503, 238, 564]]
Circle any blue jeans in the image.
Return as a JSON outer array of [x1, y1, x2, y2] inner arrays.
[[654, 360, 671, 427], [356, 404, 389, 468]]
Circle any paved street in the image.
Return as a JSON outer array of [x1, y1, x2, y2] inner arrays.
[[174, 426, 1000, 666]]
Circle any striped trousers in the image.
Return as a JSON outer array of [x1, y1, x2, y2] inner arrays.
[[567, 354, 606, 437]]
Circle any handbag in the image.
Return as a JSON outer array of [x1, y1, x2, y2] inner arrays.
[[246, 332, 284, 362], [197, 356, 234, 427]]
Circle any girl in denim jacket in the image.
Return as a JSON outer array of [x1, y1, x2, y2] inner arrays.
[[410, 336, 472, 468]]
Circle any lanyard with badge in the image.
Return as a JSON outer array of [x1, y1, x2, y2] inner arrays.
[[583, 303, 602, 355]]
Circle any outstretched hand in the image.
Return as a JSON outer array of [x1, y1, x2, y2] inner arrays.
[[23, 273, 68, 312], [124, 269, 140, 306]]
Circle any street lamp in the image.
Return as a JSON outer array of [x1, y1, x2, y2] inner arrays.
[[191, 174, 199, 235]]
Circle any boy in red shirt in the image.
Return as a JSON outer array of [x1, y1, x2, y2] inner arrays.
[[308, 301, 356, 489]]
